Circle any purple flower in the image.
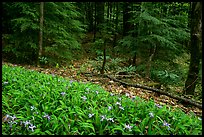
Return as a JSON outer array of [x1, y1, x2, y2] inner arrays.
[[28, 124, 36, 132], [31, 106, 36, 111], [81, 96, 87, 101], [43, 114, 51, 120], [61, 92, 66, 96], [100, 115, 107, 121], [149, 112, 154, 118], [23, 120, 31, 127], [125, 93, 130, 97], [124, 124, 133, 131], [8, 121, 17, 125], [3, 81, 9, 85], [88, 113, 94, 118], [70, 80, 73, 84], [107, 118, 114, 122], [10, 115, 17, 121], [155, 103, 163, 108], [163, 120, 171, 130], [108, 106, 112, 111], [119, 106, 124, 110], [116, 102, 121, 106]]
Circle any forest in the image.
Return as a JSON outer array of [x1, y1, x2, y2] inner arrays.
[[2, 2, 202, 135]]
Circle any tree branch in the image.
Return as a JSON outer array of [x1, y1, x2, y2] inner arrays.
[[105, 74, 202, 109]]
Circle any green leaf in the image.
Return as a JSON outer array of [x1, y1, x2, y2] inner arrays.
[[45, 130, 53, 135], [80, 122, 95, 133]]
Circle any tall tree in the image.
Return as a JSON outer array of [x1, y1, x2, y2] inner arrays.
[[123, 2, 132, 36], [37, 2, 44, 66], [86, 2, 94, 32], [184, 2, 202, 95]]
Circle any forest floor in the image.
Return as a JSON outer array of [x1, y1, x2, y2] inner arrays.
[[2, 60, 202, 117]]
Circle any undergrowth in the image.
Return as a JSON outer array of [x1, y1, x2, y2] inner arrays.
[[2, 64, 202, 135]]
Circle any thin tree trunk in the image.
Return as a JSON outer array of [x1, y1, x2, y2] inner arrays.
[[132, 52, 136, 66], [146, 45, 156, 78], [113, 2, 119, 48], [123, 2, 132, 36], [184, 2, 202, 95], [100, 41, 106, 74], [93, 2, 97, 42], [38, 2, 44, 66]]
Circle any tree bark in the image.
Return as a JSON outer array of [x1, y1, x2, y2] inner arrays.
[[100, 41, 106, 74], [86, 2, 94, 32], [123, 2, 132, 36], [184, 2, 202, 95], [113, 2, 119, 48], [105, 74, 202, 109], [37, 2, 44, 66], [93, 2, 97, 42], [145, 45, 156, 78]]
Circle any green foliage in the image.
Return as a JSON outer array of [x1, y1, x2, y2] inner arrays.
[[119, 65, 137, 73], [151, 70, 180, 86], [118, 2, 190, 64], [2, 2, 86, 65], [39, 57, 48, 65], [2, 65, 202, 135]]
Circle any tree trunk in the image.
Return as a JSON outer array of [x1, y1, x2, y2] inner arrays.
[[132, 52, 137, 66], [113, 2, 119, 48], [123, 2, 132, 36], [97, 2, 105, 28], [37, 2, 44, 66], [100, 41, 106, 74], [184, 2, 202, 95], [93, 2, 104, 41], [93, 2, 97, 42], [146, 45, 156, 78], [86, 2, 94, 32]]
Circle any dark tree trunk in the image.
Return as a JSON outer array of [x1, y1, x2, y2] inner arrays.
[[86, 2, 94, 32], [100, 41, 107, 74], [146, 45, 156, 78], [93, 2, 97, 42], [184, 2, 202, 95], [93, 2, 104, 42], [113, 2, 119, 47], [37, 2, 44, 66], [96, 2, 105, 29], [123, 2, 132, 36], [132, 52, 137, 66]]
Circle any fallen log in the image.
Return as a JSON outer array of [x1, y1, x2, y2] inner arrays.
[[105, 74, 202, 109]]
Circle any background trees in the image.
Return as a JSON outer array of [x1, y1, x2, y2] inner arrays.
[[2, 2, 85, 65], [2, 2, 202, 97], [184, 2, 202, 95]]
